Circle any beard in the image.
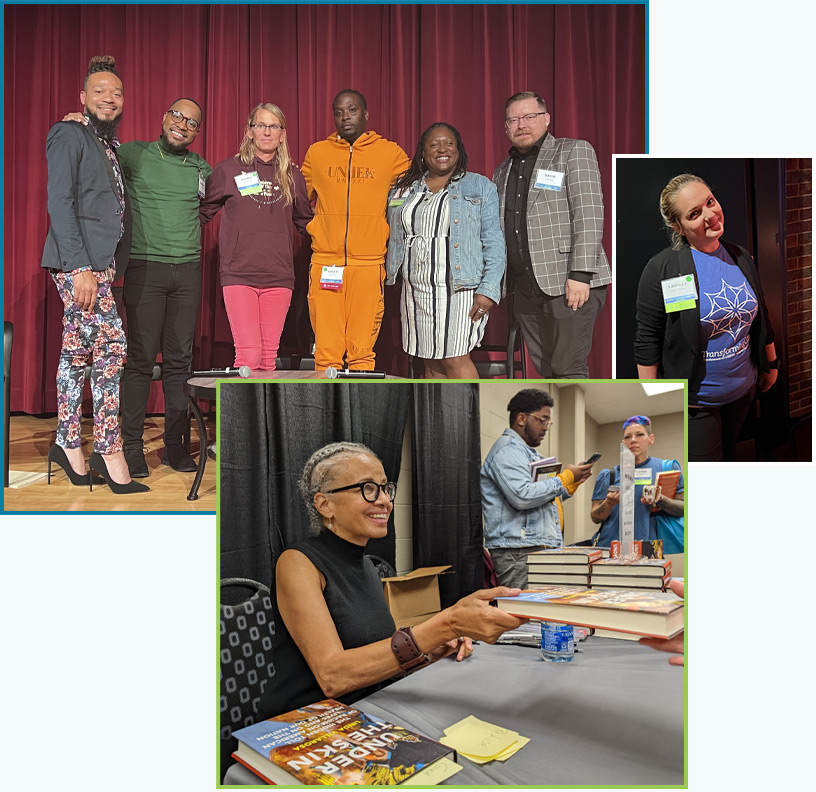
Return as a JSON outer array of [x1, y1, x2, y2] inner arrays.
[[86, 108, 122, 140], [161, 128, 188, 153]]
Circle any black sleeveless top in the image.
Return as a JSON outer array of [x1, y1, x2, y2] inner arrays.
[[258, 529, 396, 718]]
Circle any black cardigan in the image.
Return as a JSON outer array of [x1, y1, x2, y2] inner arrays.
[[634, 241, 775, 403]]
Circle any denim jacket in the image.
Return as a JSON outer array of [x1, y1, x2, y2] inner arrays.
[[385, 171, 506, 304], [480, 429, 570, 549]]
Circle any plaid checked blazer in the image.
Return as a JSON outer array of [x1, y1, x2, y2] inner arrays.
[[493, 135, 612, 297]]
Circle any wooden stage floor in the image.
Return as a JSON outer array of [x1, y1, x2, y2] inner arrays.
[[2, 415, 216, 512]]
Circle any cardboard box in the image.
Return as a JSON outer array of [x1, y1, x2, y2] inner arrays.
[[381, 566, 451, 628]]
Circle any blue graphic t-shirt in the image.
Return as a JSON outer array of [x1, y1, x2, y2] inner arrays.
[[694, 245, 758, 406]]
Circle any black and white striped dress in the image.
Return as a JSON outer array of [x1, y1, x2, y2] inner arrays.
[[399, 183, 488, 359]]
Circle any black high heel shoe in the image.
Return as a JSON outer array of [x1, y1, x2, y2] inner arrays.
[[47, 444, 91, 486], [89, 451, 150, 494]]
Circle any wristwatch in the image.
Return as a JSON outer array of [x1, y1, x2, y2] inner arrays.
[[390, 626, 431, 672]]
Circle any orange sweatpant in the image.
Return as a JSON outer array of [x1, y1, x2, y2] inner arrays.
[[307, 262, 385, 370]]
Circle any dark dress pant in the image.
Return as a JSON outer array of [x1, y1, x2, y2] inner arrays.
[[121, 259, 201, 448], [512, 283, 606, 378]]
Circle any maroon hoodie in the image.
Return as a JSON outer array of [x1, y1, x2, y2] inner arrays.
[[200, 155, 312, 288]]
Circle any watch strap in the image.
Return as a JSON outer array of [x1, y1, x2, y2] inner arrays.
[[390, 626, 430, 672]]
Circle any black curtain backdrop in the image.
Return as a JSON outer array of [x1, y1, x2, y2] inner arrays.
[[410, 383, 483, 608], [219, 382, 410, 590], [220, 381, 485, 608], [4, 3, 647, 414]]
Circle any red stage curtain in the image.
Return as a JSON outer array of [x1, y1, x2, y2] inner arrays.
[[4, 4, 645, 413]]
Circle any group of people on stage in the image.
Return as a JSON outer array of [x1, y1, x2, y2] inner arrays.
[[41, 55, 613, 493]]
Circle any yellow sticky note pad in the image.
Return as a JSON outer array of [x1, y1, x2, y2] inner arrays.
[[492, 734, 530, 760], [440, 715, 522, 760], [401, 757, 463, 785]]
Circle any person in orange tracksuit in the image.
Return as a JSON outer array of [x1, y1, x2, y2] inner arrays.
[[302, 90, 410, 371]]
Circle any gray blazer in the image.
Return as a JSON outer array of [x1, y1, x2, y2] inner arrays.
[[40, 121, 131, 277], [493, 134, 612, 297]]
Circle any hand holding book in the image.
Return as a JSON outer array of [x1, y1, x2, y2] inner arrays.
[[639, 579, 684, 665], [440, 586, 528, 643]]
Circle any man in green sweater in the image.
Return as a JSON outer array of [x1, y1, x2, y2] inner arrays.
[[116, 99, 212, 476]]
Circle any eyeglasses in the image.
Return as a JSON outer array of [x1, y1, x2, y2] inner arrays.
[[505, 112, 547, 129], [250, 123, 282, 132], [165, 109, 201, 131], [525, 412, 553, 427], [325, 480, 397, 503]]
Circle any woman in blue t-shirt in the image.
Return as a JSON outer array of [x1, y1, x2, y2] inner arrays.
[[590, 416, 685, 548], [635, 174, 779, 461]]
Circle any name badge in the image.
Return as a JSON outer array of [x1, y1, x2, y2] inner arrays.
[[234, 171, 262, 196], [661, 275, 697, 313], [634, 467, 654, 486], [320, 265, 344, 291], [534, 168, 565, 191], [198, 170, 207, 199]]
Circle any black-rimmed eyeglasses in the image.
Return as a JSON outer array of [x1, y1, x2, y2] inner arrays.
[[165, 109, 201, 131], [325, 480, 397, 503]]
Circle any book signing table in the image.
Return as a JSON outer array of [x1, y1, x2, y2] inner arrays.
[[224, 638, 684, 786]]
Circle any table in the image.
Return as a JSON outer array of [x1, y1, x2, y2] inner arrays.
[[224, 638, 684, 785], [184, 370, 403, 500]]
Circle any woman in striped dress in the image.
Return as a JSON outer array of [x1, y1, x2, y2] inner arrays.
[[385, 123, 505, 378]]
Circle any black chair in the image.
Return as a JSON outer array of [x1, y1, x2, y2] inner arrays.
[[220, 578, 275, 781], [4, 321, 13, 487], [366, 554, 397, 579], [81, 361, 191, 449], [472, 317, 527, 379], [410, 318, 527, 379]]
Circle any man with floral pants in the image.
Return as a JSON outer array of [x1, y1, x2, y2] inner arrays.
[[40, 55, 146, 492]]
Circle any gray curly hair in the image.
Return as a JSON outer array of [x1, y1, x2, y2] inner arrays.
[[299, 442, 380, 533]]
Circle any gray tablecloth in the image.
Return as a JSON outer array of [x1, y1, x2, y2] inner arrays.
[[224, 637, 684, 786]]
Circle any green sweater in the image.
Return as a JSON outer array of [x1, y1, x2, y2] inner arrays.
[[117, 138, 212, 263]]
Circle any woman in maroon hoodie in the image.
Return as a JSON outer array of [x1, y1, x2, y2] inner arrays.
[[201, 103, 313, 370]]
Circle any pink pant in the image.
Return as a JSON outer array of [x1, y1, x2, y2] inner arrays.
[[222, 285, 292, 370]]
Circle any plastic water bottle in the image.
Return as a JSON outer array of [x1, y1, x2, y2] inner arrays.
[[540, 621, 574, 662]]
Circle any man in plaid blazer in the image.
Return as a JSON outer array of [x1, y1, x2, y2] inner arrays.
[[493, 91, 612, 377]]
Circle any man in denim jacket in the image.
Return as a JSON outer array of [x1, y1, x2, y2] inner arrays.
[[481, 389, 593, 588]]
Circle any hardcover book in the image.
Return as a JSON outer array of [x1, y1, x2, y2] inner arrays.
[[651, 470, 682, 513], [495, 587, 684, 639], [526, 548, 605, 565], [591, 557, 672, 578], [590, 576, 667, 590], [231, 699, 456, 785], [528, 573, 591, 588]]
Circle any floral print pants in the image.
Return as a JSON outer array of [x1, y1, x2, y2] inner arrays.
[[51, 270, 127, 453]]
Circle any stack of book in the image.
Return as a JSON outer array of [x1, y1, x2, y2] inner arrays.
[[231, 698, 460, 785], [528, 456, 562, 481], [589, 556, 673, 591], [526, 547, 609, 589]]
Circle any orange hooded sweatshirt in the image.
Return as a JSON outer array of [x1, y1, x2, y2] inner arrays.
[[302, 130, 410, 267]]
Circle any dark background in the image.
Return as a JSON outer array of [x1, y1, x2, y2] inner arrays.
[[615, 157, 804, 458]]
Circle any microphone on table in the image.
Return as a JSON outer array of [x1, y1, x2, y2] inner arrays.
[[193, 366, 251, 378], [325, 367, 386, 380]]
